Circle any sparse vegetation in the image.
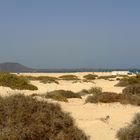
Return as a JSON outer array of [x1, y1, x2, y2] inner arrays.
[[0, 72, 38, 90], [78, 89, 90, 96], [85, 92, 121, 103], [45, 90, 82, 102], [116, 75, 140, 87], [59, 75, 80, 81], [25, 75, 59, 84], [88, 87, 102, 94], [122, 84, 140, 96], [120, 84, 140, 106], [0, 94, 88, 140], [78, 87, 102, 96], [84, 85, 140, 106], [72, 80, 82, 83], [116, 78, 121, 81], [117, 75, 129, 78], [120, 93, 140, 106], [85, 89, 140, 106], [82, 79, 95, 83], [83, 74, 98, 80], [116, 113, 140, 140], [98, 75, 116, 80], [45, 92, 68, 102], [77, 87, 102, 96]]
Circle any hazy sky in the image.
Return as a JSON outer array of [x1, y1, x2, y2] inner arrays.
[[0, 0, 140, 68]]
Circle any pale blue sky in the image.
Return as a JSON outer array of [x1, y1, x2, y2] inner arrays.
[[0, 0, 140, 68]]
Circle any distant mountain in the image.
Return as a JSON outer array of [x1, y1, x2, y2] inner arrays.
[[0, 62, 139, 73], [0, 62, 35, 72]]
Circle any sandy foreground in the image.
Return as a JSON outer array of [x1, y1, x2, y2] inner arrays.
[[0, 72, 140, 140]]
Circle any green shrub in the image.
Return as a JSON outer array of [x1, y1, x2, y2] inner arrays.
[[83, 74, 97, 80], [59, 75, 80, 81], [0, 94, 88, 140], [88, 87, 102, 94], [85, 92, 121, 103], [45, 90, 82, 102], [0, 72, 38, 90], [25, 75, 59, 84], [116, 113, 140, 140]]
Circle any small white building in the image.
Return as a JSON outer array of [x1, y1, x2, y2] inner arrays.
[[112, 71, 129, 75]]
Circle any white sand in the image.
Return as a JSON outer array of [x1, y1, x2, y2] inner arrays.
[[60, 98, 140, 140], [0, 72, 139, 140]]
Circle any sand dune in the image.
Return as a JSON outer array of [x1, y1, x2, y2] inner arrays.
[[0, 72, 139, 140], [60, 98, 140, 140]]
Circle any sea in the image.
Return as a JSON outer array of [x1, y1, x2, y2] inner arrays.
[[36, 69, 140, 73]]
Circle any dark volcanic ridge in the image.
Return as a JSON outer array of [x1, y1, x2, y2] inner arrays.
[[0, 62, 139, 73], [0, 62, 34, 72]]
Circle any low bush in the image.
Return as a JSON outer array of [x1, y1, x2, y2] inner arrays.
[[116, 78, 121, 81], [85, 88, 140, 106], [78, 87, 102, 96], [85, 92, 121, 103], [72, 80, 82, 84], [122, 84, 140, 96], [78, 89, 90, 96], [59, 75, 80, 81], [116, 113, 140, 140], [136, 74, 140, 78], [45, 90, 82, 102], [25, 76, 59, 84], [45, 92, 68, 102], [85, 95, 97, 103], [0, 94, 89, 140], [0, 72, 38, 90], [88, 87, 102, 94], [83, 74, 98, 80], [29, 93, 39, 97], [118, 75, 128, 78], [98, 75, 116, 80], [120, 94, 140, 106], [116, 75, 140, 87], [82, 79, 95, 83], [116, 84, 140, 106]]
